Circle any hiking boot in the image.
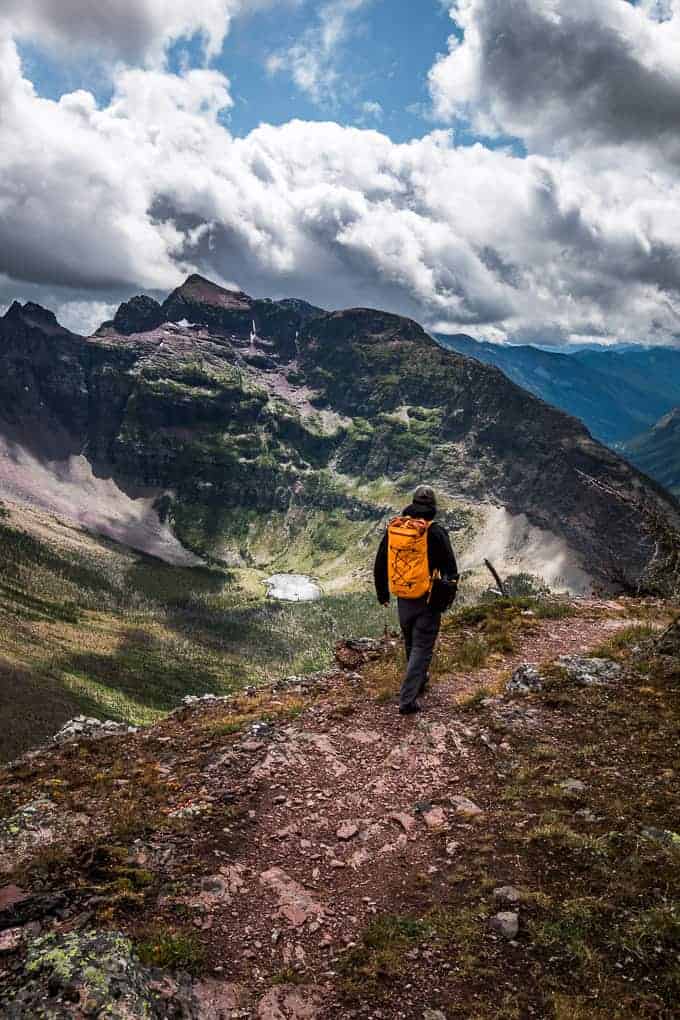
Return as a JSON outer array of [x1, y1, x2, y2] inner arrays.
[[399, 701, 421, 716]]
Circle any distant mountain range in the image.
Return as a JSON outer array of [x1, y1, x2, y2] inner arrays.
[[624, 408, 680, 497], [434, 334, 680, 447]]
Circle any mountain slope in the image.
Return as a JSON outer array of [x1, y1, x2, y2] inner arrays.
[[1, 274, 679, 595], [435, 334, 680, 445], [572, 347, 680, 417], [623, 408, 680, 497]]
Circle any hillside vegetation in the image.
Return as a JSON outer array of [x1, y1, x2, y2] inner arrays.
[[0, 501, 387, 763]]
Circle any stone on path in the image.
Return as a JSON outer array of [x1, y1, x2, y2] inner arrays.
[[347, 729, 383, 746], [450, 795, 484, 817], [494, 886, 521, 905], [560, 779, 586, 795], [507, 664, 543, 693], [422, 806, 448, 831], [336, 821, 359, 841], [389, 812, 415, 833], [258, 985, 321, 1019], [259, 868, 324, 928], [193, 979, 243, 1017], [489, 911, 519, 938]]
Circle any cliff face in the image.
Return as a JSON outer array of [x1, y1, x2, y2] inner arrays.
[[1, 275, 679, 592]]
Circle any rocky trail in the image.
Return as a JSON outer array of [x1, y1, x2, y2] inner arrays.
[[1, 598, 679, 1019]]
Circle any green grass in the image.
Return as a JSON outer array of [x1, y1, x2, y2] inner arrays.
[[136, 931, 206, 974], [590, 623, 658, 660], [0, 509, 389, 761]]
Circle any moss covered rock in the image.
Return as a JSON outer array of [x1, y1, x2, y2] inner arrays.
[[6, 929, 199, 1018]]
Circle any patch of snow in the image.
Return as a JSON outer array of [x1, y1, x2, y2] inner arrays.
[[265, 574, 322, 602]]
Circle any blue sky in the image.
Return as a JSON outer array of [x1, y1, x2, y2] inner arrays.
[[19, 1, 457, 142]]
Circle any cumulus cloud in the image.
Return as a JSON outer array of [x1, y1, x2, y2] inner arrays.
[[1, 0, 283, 66], [1, 8, 680, 347], [429, 0, 680, 160], [266, 0, 370, 105]]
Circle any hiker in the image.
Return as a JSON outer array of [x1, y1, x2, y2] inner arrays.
[[374, 485, 459, 715]]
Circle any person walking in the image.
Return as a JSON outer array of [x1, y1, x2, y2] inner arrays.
[[374, 485, 459, 715]]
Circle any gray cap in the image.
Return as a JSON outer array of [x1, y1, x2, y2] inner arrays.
[[413, 484, 436, 508]]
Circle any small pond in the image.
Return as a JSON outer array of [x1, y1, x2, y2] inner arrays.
[[264, 573, 322, 602]]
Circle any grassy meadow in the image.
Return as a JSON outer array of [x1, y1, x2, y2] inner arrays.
[[0, 501, 388, 763]]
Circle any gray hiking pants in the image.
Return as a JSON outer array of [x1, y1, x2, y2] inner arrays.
[[397, 596, 442, 709]]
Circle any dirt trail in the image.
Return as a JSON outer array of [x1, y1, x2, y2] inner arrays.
[[149, 604, 635, 1018]]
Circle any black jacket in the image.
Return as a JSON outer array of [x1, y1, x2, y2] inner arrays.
[[373, 501, 459, 604]]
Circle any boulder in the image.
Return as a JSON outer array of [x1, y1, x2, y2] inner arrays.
[[335, 637, 383, 670], [556, 655, 622, 686], [489, 911, 519, 939], [506, 664, 543, 694], [657, 618, 680, 658]]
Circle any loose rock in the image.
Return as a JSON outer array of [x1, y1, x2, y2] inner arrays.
[[450, 796, 484, 818], [506, 664, 543, 694], [53, 715, 138, 744], [336, 821, 359, 841], [489, 911, 519, 938], [494, 886, 521, 905]]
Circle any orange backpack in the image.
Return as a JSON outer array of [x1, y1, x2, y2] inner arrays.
[[387, 517, 432, 599]]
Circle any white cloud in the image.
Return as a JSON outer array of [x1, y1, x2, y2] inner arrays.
[[429, 0, 680, 161], [1, 0, 284, 66], [1, 10, 680, 347], [266, 0, 371, 105], [358, 100, 383, 122]]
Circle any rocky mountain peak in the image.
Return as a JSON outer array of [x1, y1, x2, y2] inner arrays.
[[102, 295, 165, 337], [165, 274, 253, 314], [2, 301, 64, 333]]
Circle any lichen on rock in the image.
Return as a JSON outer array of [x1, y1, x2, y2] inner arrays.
[[6, 929, 199, 1018]]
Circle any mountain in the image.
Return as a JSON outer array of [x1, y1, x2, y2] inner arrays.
[[572, 347, 680, 417], [1, 273, 679, 596], [623, 408, 680, 497], [435, 334, 680, 445]]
